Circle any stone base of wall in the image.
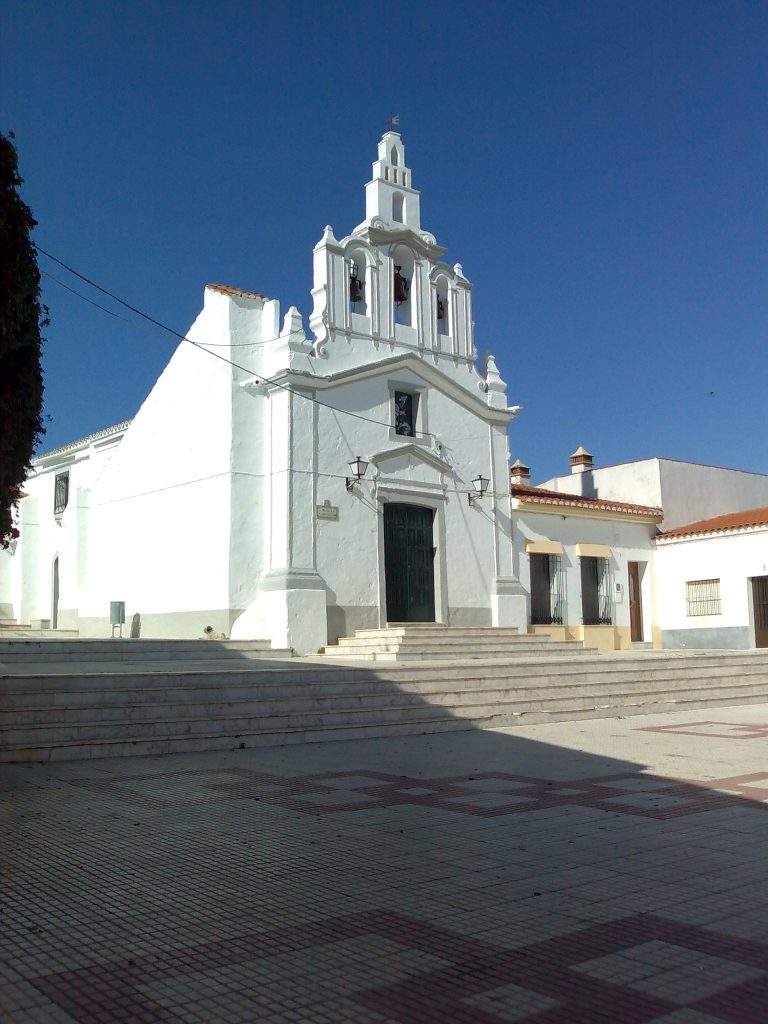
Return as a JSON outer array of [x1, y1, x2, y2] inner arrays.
[[528, 623, 632, 651], [326, 605, 379, 646], [661, 626, 753, 651], [77, 609, 244, 640], [448, 607, 492, 627], [56, 607, 79, 630]]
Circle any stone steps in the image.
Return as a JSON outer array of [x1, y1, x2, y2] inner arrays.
[[4, 673, 768, 734], [0, 639, 288, 663], [5, 659, 768, 709], [7, 680, 768, 748], [2, 643, 768, 761], [2, 624, 768, 763], [6, 689, 768, 764], [322, 624, 593, 662], [3, 649, 765, 690]]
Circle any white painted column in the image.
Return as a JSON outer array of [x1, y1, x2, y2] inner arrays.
[[488, 421, 528, 629], [231, 385, 328, 654]]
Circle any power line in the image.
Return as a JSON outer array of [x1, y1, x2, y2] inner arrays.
[[35, 244, 436, 440], [41, 269, 133, 323], [42, 269, 285, 349]]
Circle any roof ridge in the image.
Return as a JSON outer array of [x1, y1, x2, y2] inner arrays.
[[657, 505, 768, 540], [33, 419, 133, 462], [511, 482, 663, 518], [206, 282, 266, 301]]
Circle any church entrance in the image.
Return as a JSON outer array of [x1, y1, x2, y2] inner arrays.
[[383, 504, 435, 623]]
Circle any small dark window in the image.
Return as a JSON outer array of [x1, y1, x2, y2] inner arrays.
[[394, 390, 416, 437], [54, 472, 70, 515]]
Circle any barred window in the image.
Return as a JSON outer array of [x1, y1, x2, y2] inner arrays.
[[530, 554, 566, 625], [54, 472, 69, 516], [580, 556, 613, 625], [686, 579, 721, 616]]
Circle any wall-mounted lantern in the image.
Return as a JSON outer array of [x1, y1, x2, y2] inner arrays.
[[468, 474, 490, 507], [346, 456, 370, 492]]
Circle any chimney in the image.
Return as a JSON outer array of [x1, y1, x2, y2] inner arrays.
[[510, 459, 531, 485], [570, 446, 594, 474]]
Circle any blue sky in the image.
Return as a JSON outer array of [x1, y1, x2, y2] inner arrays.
[[3, 1, 766, 481]]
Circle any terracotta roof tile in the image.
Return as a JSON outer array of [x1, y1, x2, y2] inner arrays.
[[657, 506, 768, 540], [511, 482, 663, 519], [207, 283, 266, 300]]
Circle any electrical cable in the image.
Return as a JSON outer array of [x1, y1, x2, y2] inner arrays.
[[35, 244, 437, 439]]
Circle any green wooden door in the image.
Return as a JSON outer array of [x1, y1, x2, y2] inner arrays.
[[384, 504, 436, 622]]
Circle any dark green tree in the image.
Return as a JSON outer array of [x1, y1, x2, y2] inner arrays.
[[0, 131, 46, 548]]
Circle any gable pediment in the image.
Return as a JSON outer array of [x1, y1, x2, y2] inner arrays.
[[368, 443, 452, 492], [266, 355, 520, 426], [369, 443, 451, 474]]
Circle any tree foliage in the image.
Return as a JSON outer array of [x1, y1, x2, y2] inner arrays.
[[0, 131, 46, 548]]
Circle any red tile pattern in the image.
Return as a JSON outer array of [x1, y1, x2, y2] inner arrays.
[[28, 910, 768, 1023], [70, 767, 768, 820]]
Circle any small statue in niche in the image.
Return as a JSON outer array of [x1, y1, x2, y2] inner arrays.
[[349, 262, 365, 306], [393, 265, 410, 305]]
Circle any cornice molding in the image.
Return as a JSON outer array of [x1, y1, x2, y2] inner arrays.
[[245, 354, 519, 426]]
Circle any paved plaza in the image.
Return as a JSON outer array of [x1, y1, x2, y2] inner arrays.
[[2, 706, 768, 1023]]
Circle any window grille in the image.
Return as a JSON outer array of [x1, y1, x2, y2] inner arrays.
[[393, 390, 416, 437], [580, 556, 612, 625], [686, 579, 721, 616], [54, 472, 69, 516], [530, 554, 566, 625]]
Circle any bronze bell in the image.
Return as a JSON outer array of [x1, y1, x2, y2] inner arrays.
[[393, 265, 410, 304], [349, 263, 365, 304], [436, 295, 445, 320]]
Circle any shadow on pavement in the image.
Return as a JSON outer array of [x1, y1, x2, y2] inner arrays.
[[1, 641, 767, 1022]]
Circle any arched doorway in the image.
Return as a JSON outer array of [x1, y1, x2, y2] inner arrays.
[[383, 504, 435, 622]]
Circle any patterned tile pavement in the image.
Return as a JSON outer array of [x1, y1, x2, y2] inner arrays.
[[2, 704, 768, 1023]]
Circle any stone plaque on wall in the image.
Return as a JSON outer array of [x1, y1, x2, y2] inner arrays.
[[316, 501, 339, 521]]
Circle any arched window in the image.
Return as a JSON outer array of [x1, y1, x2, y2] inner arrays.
[[347, 254, 367, 316], [391, 146, 399, 166], [392, 246, 414, 327], [392, 192, 404, 223], [435, 278, 450, 336]]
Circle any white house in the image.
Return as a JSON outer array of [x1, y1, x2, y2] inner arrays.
[[540, 453, 768, 531], [0, 421, 131, 631], [655, 508, 768, 650], [510, 457, 662, 652], [527, 448, 768, 651], [3, 132, 528, 653]]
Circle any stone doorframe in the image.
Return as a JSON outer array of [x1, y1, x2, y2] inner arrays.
[[374, 484, 448, 628]]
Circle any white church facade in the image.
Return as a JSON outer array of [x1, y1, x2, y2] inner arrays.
[[4, 132, 768, 654], [2, 133, 528, 654]]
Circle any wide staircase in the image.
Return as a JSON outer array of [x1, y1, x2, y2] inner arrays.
[[3, 628, 768, 763]]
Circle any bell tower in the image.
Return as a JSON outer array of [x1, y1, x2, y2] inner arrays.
[[365, 131, 421, 230]]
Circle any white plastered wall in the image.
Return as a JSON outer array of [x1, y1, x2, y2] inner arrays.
[[80, 288, 268, 637], [655, 528, 768, 648]]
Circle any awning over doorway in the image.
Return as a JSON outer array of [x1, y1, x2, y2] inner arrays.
[[525, 540, 564, 555], [574, 543, 612, 558]]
